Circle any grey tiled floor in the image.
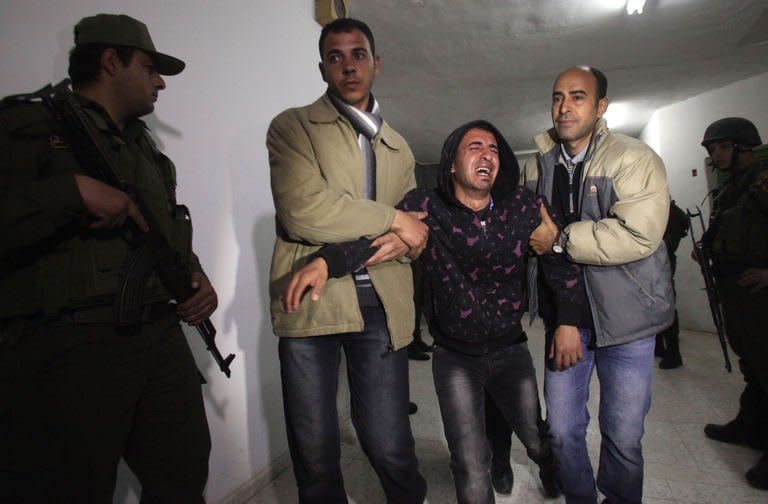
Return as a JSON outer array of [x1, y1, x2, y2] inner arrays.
[[247, 321, 766, 503]]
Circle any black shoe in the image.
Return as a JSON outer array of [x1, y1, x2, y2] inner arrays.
[[705, 420, 762, 449], [746, 453, 768, 490], [659, 354, 683, 369], [538, 461, 560, 498], [411, 338, 434, 353], [408, 343, 430, 361], [408, 402, 418, 415], [491, 464, 513, 495]]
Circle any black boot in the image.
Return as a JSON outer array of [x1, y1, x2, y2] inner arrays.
[[659, 353, 683, 369], [411, 338, 434, 353], [407, 341, 430, 361], [491, 461, 514, 495], [538, 456, 561, 498], [705, 419, 763, 449], [746, 453, 768, 490]]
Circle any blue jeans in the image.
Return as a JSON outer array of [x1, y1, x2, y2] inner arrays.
[[433, 343, 551, 504], [544, 329, 654, 504], [279, 304, 426, 504]]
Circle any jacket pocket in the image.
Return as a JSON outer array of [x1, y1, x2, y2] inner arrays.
[[619, 263, 655, 305]]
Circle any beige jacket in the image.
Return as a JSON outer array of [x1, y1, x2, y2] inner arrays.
[[522, 118, 674, 346], [267, 95, 416, 349]]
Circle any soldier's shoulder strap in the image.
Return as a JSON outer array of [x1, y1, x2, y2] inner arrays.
[[0, 79, 69, 111], [0, 80, 71, 137]]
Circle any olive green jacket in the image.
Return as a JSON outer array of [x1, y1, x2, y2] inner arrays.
[[267, 95, 416, 349], [0, 97, 200, 318], [708, 159, 768, 271]]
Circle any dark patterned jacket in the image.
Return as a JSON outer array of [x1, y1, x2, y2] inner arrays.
[[321, 184, 583, 355]]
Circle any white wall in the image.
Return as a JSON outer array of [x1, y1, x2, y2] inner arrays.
[[640, 72, 768, 332], [0, 1, 326, 502]]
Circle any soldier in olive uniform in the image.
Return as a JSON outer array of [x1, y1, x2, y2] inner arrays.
[[0, 14, 215, 502], [700, 117, 768, 490]]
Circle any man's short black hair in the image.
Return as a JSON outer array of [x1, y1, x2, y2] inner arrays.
[[318, 18, 376, 58], [585, 66, 608, 100], [68, 44, 135, 87]]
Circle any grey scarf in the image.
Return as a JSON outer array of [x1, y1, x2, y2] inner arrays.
[[327, 91, 383, 200]]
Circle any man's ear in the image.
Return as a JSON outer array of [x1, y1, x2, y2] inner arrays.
[[101, 48, 121, 77], [597, 97, 609, 118], [373, 55, 381, 77], [450, 162, 456, 174], [318, 61, 328, 83]]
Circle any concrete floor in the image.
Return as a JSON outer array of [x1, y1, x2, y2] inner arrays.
[[247, 320, 766, 503]]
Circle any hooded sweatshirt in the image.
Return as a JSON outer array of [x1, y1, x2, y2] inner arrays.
[[320, 120, 583, 355]]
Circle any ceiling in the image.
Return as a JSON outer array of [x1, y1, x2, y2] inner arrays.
[[348, 0, 768, 162]]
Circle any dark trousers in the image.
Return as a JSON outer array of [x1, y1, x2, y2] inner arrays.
[[720, 275, 768, 448], [0, 313, 211, 503], [485, 393, 513, 471], [656, 309, 680, 357], [279, 304, 426, 504], [433, 343, 550, 504]]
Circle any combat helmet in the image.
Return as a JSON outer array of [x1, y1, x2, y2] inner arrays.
[[701, 117, 762, 148]]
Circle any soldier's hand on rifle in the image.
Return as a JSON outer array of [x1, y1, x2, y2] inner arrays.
[[177, 272, 218, 325], [74, 174, 149, 231], [738, 268, 768, 293]]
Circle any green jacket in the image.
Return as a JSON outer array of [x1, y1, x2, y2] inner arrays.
[[708, 159, 768, 272], [0, 96, 200, 318], [267, 95, 416, 349]]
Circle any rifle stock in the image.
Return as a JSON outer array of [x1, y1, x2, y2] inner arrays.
[[42, 79, 235, 378], [686, 206, 731, 373]]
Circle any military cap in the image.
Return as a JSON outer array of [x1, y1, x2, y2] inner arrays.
[[74, 14, 185, 75]]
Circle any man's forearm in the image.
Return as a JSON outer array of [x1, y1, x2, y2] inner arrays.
[[316, 239, 377, 278]]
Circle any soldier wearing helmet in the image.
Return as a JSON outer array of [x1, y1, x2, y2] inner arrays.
[[702, 117, 763, 196], [700, 117, 768, 491]]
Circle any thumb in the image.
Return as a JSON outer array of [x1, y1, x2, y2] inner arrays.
[[548, 338, 555, 359], [128, 203, 150, 232], [540, 204, 554, 224], [409, 211, 428, 221]]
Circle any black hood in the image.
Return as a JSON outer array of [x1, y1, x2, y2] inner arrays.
[[436, 120, 519, 207]]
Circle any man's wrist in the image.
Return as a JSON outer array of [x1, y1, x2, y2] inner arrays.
[[552, 229, 568, 254], [390, 209, 405, 232]]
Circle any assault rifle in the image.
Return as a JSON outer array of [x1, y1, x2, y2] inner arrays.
[[687, 206, 731, 373], [41, 79, 235, 378]]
